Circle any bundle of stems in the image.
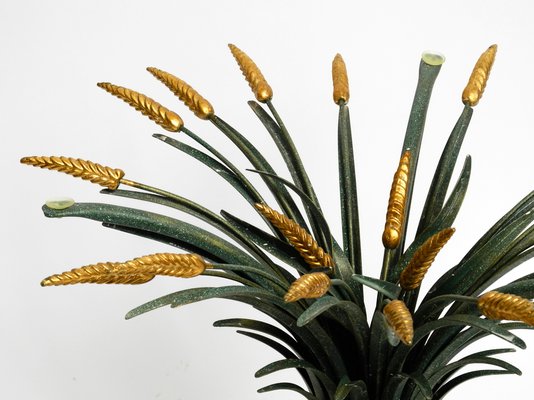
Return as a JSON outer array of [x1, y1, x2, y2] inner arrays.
[[23, 44, 534, 400]]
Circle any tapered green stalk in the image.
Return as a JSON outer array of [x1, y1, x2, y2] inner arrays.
[[337, 102, 362, 275], [210, 115, 309, 230], [383, 57, 443, 283]]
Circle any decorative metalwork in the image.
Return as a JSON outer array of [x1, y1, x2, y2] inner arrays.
[[462, 44, 497, 106], [147, 67, 214, 120], [383, 300, 414, 345], [382, 151, 411, 249], [20, 156, 124, 190], [284, 272, 331, 302], [400, 227, 455, 290], [228, 43, 273, 102], [332, 53, 349, 104], [478, 291, 534, 325], [41, 253, 208, 287], [255, 203, 334, 268], [97, 82, 183, 131]]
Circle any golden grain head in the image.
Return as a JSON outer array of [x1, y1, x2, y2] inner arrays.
[[332, 53, 350, 105], [383, 300, 414, 346], [284, 272, 331, 302], [255, 203, 334, 269], [20, 156, 125, 190], [399, 227, 456, 290], [97, 82, 183, 132], [462, 44, 498, 106], [228, 43, 273, 102], [382, 151, 411, 249], [146, 67, 215, 120], [478, 291, 534, 325]]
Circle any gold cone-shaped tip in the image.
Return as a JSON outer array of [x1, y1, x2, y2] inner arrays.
[[400, 227, 455, 290], [147, 67, 215, 120], [255, 203, 334, 269], [462, 44, 498, 106], [478, 291, 534, 325], [332, 53, 349, 104], [382, 151, 411, 249], [41, 253, 209, 287], [228, 43, 273, 102], [20, 156, 124, 190], [284, 272, 331, 302], [383, 300, 413, 345], [97, 82, 183, 131]]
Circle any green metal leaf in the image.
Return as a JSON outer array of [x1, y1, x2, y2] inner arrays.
[[423, 348, 516, 388], [369, 311, 392, 400], [221, 210, 309, 274], [257, 382, 319, 400], [334, 377, 368, 400], [427, 356, 521, 391], [296, 296, 345, 327], [417, 105, 473, 233], [382, 59, 442, 283], [388, 314, 526, 377], [213, 318, 300, 353], [102, 223, 226, 263], [433, 370, 514, 400], [210, 115, 308, 229], [401, 372, 433, 400], [153, 133, 262, 206], [337, 104, 362, 275], [43, 203, 259, 267], [351, 274, 401, 299], [125, 286, 284, 319], [101, 188, 277, 273], [236, 330, 320, 395], [255, 359, 336, 394], [249, 100, 322, 223]]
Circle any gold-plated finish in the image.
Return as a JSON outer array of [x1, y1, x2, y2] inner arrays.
[[462, 44, 497, 106], [399, 227, 455, 290], [41, 263, 154, 286], [332, 53, 349, 104], [20, 156, 124, 190], [382, 151, 411, 249], [97, 82, 183, 132], [383, 300, 414, 346], [478, 291, 534, 326], [255, 203, 334, 268], [284, 272, 331, 302], [228, 43, 273, 102], [147, 67, 214, 120], [41, 253, 208, 287]]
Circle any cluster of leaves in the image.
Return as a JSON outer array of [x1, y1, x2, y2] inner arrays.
[[30, 45, 534, 400]]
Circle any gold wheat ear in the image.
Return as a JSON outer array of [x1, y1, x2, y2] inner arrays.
[[284, 272, 331, 302], [383, 300, 414, 346], [332, 53, 349, 105], [462, 44, 497, 106], [478, 291, 534, 326], [97, 82, 183, 132], [20, 156, 124, 190], [146, 67, 214, 120], [382, 151, 411, 249], [228, 43, 273, 103], [255, 203, 334, 269], [400, 227, 455, 290], [41, 253, 209, 287], [41, 262, 155, 286]]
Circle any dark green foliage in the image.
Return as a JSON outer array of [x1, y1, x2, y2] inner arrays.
[[35, 49, 534, 399]]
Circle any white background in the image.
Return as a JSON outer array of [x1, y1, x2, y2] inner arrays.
[[2, 1, 534, 399]]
